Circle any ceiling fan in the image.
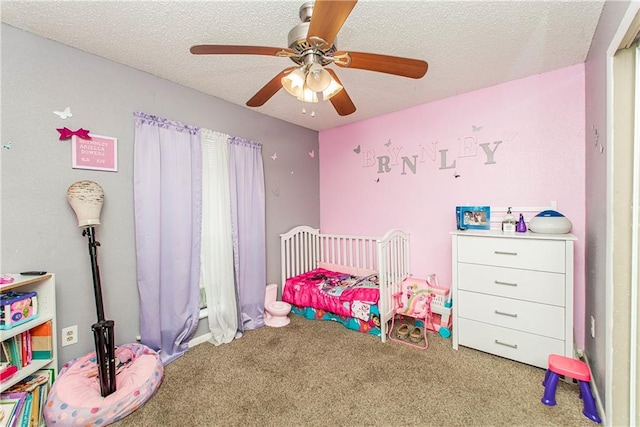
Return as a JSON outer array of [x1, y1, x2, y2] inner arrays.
[[190, 0, 428, 116]]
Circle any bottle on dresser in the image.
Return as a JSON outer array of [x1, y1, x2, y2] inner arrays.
[[516, 213, 528, 233], [501, 207, 516, 233]]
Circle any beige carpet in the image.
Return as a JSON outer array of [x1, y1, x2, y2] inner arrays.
[[114, 315, 598, 426]]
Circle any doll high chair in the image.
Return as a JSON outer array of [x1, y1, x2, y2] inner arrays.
[[388, 275, 435, 350]]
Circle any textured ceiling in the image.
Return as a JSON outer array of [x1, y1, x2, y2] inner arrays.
[[1, 0, 604, 131]]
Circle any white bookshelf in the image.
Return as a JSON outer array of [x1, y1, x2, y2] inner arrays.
[[1, 273, 57, 392]]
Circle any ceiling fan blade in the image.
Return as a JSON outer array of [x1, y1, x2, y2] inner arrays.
[[246, 67, 296, 107], [306, 0, 357, 49], [334, 51, 428, 79], [325, 69, 356, 116], [190, 45, 294, 57]]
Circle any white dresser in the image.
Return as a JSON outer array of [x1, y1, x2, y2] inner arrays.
[[451, 230, 576, 369]]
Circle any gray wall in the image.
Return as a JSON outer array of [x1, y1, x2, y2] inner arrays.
[[584, 0, 633, 422], [1, 24, 320, 365]]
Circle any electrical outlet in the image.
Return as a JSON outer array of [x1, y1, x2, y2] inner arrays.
[[590, 316, 596, 338], [62, 325, 78, 346]]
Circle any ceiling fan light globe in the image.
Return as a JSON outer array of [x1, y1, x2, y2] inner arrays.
[[297, 87, 318, 103], [281, 68, 306, 97], [322, 78, 344, 100], [305, 65, 332, 92], [281, 78, 303, 97]]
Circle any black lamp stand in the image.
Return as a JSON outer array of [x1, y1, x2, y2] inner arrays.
[[83, 225, 116, 397]]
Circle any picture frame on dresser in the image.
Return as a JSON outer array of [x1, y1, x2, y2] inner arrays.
[[456, 206, 491, 230]]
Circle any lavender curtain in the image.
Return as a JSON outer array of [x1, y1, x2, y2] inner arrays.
[[228, 137, 266, 331], [133, 112, 202, 365]]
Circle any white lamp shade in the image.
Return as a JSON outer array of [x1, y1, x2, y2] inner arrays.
[[322, 78, 344, 100], [67, 180, 104, 227], [305, 64, 332, 92], [281, 68, 306, 97], [297, 86, 318, 103]]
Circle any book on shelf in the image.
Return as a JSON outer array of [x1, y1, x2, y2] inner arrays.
[[0, 342, 10, 366], [0, 391, 27, 427], [5, 371, 50, 427], [3, 332, 34, 370], [34, 369, 54, 387], [17, 394, 32, 427], [0, 365, 18, 383], [30, 321, 52, 360], [2, 322, 50, 371], [0, 396, 18, 427]]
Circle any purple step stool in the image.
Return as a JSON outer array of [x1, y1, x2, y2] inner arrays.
[[541, 354, 601, 423]]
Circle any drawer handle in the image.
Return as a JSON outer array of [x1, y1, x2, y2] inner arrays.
[[494, 251, 518, 256], [494, 310, 518, 318], [495, 339, 518, 349], [495, 280, 518, 287]]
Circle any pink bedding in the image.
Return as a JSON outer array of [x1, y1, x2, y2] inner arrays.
[[282, 268, 379, 321]]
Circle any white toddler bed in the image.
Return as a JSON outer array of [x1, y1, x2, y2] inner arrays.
[[280, 226, 410, 342]]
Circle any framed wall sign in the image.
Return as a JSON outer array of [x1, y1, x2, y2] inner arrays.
[[456, 206, 491, 230], [71, 134, 118, 172]]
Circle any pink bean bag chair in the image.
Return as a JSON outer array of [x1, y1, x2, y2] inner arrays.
[[44, 343, 163, 426]]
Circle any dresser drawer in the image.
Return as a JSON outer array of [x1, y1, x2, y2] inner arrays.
[[457, 263, 565, 306], [457, 236, 566, 273], [458, 290, 565, 339], [457, 318, 565, 369]]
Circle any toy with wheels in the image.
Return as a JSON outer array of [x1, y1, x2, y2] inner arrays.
[[438, 326, 451, 338], [388, 275, 440, 350]]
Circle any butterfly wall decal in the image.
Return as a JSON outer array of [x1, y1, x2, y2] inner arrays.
[[2, 142, 13, 150], [472, 125, 483, 132], [53, 107, 73, 119], [308, 150, 315, 158], [353, 145, 361, 154], [384, 139, 392, 147], [271, 153, 278, 160]]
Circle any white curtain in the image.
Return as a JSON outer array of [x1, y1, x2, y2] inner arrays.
[[200, 129, 238, 345]]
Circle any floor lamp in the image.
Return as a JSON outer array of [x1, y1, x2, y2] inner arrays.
[[67, 180, 116, 397]]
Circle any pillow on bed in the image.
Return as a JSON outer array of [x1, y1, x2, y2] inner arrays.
[[317, 262, 376, 277], [357, 268, 377, 277]]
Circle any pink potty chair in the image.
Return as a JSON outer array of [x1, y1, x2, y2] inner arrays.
[[44, 343, 163, 426], [264, 283, 291, 327]]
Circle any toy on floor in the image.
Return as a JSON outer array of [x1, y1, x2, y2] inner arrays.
[[388, 274, 452, 350], [541, 353, 601, 423], [423, 274, 452, 338]]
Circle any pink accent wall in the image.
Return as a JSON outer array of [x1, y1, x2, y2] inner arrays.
[[319, 64, 586, 348]]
